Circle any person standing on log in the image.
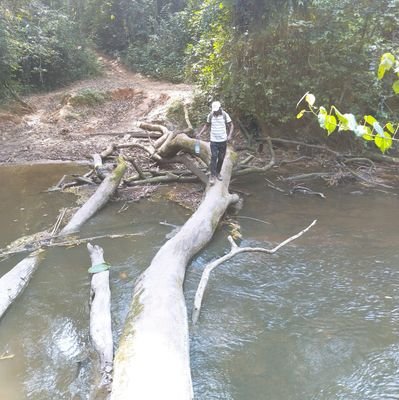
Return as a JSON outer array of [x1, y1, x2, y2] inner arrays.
[[197, 101, 234, 185]]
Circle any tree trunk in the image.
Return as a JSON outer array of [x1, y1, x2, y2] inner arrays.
[[0, 251, 44, 319], [111, 142, 239, 400], [87, 243, 113, 398], [60, 157, 127, 236]]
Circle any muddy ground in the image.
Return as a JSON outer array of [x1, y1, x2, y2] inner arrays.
[[0, 56, 193, 164]]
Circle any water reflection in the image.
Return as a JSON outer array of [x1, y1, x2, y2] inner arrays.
[[1, 167, 399, 399]]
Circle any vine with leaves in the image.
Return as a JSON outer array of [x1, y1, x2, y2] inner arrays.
[[297, 53, 399, 153]]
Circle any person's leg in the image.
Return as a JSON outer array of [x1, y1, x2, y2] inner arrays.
[[216, 141, 227, 178], [210, 141, 218, 179]]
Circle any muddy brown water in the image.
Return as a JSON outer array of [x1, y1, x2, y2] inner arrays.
[[1, 164, 399, 399]]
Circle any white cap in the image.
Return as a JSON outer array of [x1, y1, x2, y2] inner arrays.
[[211, 101, 221, 112]]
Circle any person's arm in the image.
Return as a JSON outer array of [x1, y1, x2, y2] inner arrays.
[[227, 121, 234, 140], [197, 123, 210, 138]]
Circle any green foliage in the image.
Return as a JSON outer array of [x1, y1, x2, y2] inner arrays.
[[185, 0, 233, 93], [0, 9, 24, 90], [297, 93, 398, 153], [15, 5, 99, 89], [166, 100, 186, 127], [187, 92, 212, 127], [124, 11, 189, 82], [297, 50, 399, 154], [377, 52, 399, 95], [65, 89, 110, 107], [378, 52, 395, 80], [185, 0, 399, 138], [82, 0, 189, 82], [0, 19, 11, 85], [0, 1, 99, 100], [82, 0, 130, 51]]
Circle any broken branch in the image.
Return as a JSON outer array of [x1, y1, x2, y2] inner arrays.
[[192, 219, 317, 324], [234, 137, 275, 176]]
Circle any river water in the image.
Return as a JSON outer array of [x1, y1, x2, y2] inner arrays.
[[1, 164, 399, 400]]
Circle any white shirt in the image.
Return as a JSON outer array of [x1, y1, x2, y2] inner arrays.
[[207, 110, 232, 142]]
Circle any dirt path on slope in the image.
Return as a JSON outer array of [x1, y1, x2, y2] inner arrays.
[[0, 55, 193, 164]]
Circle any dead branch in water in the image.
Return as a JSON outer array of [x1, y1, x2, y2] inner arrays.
[[59, 157, 127, 236], [0, 351, 15, 360], [192, 220, 317, 325], [159, 155, 208, 185], [0, 232, 143, 258], [339, 162, 394, 189], [289, 185, 326, 199]]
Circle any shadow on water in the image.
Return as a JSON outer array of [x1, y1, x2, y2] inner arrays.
[[1, 166, 399, 399]]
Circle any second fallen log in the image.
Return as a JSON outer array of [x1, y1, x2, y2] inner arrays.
[[87, 242, 113, 397]]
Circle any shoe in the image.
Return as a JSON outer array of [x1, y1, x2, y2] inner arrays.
[[216, 173, 223, 181], [209, 176, 215, 185]]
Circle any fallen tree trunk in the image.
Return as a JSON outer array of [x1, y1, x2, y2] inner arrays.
[[362, 151, 399, 164], [0, 159, 127, 320], [160, 155, 208, 185], [88, 131, 162, 139], [87, 243, 113, 398], [60, 157, 127, 236], [126, 173, 198, 186], [0, 250, 44, 318], [111, 133, 239, 400]]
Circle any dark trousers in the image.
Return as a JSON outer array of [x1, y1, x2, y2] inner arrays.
[[210, 141, 227, 176]]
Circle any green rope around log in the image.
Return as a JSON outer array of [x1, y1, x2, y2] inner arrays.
[[88, 262, 111, 274]]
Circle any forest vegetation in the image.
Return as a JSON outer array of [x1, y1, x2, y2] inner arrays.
[[2, 2, 399, 399], [1, 0, 399, 148]]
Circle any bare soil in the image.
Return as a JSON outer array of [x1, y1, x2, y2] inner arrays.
[[0, 55, 193, 164]]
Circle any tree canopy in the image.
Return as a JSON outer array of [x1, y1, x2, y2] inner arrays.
[[0, 0, 98, 97]]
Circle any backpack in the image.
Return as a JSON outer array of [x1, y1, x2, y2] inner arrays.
[[209, 110, 228, 124]]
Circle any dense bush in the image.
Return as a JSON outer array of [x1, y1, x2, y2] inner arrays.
[[65, 89, 110, 107], [82, 0, 188, 82], [186, 0, 399, 137], [124, 11, 188, 82], [0, 1, 99, 100]]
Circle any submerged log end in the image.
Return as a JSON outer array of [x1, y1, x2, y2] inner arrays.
[[191, 307, 200, 325], [0, 249, 45, 320]]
